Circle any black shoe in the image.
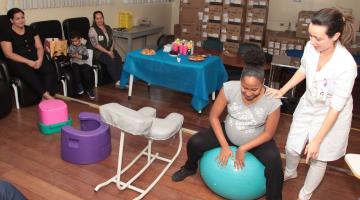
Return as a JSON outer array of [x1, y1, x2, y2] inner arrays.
[[86, 90, 95, 100], [172, 166, 196, 182]]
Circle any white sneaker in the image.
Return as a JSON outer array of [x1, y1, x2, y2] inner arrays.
[[115, 80, 120, 87], [284, 171, 298, 181]]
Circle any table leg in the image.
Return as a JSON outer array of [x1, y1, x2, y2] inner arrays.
[[143, 37, 147, 48], [269, 64, 274, 88], [127, 38, 132, 56], [128, 74, 134, 99]]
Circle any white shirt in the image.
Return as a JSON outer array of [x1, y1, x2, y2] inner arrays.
[[286, 41, 357, 161]]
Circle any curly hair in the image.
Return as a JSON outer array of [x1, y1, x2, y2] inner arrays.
[[240, 47, 265, 82]]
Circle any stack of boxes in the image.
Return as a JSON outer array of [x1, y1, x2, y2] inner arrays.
[[295, 11, 315, 39], [264, 30, 306, 56], [222, 1, 245, 53], [179, 0, 204, 45], [243, 0, 268, 46], [197, 1, 223, 50], [179, 0, 269, 53]]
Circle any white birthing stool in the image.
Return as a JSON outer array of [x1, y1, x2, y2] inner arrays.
[[94, 103, 184, 199], [345, 154, 360, 179]]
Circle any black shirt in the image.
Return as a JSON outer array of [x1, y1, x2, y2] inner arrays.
[[2, 25, 38, 60]]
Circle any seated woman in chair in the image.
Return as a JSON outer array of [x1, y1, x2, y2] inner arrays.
[[88, 11, 122, 86], [0, 8, 56, 100], [172, 48, 284, 200]]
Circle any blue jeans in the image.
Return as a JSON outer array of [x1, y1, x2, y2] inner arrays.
[[0, 180, 26, 200]]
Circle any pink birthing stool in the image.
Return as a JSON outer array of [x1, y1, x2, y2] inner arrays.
[[38, 99, 68, 125]]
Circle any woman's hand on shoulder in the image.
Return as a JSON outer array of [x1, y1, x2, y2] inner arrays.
[[216, 146, 232, 167], [265, 88, 284, 99]]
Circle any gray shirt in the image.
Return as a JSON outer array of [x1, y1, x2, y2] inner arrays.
[[68, 43, 88, 65], [223, 81, 282, 146]]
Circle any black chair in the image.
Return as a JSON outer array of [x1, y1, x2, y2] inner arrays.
[[63, 17, 112, 86], [63, 17, 91, 44], [30, 20, 63, 44], [0, 60, 13, 117], [156, 34, 175, 51], [30, 20, 76, 97], [202, 37, 223, 51]]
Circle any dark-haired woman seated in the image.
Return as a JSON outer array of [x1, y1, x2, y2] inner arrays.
[[0, 8, 56, 100], [88, 11, 122, 86], [172, 48, 284, 200]]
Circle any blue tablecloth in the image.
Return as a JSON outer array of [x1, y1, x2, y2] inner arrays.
[[120, 49, 228, 111]]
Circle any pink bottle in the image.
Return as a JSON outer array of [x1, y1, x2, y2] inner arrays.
[[180, 44, 188, 55], [172, 43, 179, 52]]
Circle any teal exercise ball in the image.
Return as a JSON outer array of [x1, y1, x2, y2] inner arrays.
[[199, 146, 266, 200]]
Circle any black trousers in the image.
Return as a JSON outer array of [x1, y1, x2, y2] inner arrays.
[[7, 57, 56, 96], [185, 124, 283, 200], [71, 63, 94, 92], [97, 50, 122, 83]]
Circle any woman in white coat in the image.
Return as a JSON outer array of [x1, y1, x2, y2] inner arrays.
[[267, 8, 357, 200]]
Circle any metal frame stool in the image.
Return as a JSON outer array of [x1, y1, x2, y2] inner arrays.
[[94, 103, 184, 200]]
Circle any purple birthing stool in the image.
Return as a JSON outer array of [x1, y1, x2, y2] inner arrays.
[[61, 112, 111, 164]]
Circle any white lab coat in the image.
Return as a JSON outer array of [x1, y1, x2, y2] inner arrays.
[[286, 41, 358, 161]]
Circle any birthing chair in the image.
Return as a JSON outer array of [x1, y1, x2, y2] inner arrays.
[[94, 103, 184, 200], [345, 154, 360, 179]]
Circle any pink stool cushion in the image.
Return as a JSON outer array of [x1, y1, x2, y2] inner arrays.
[[38, 99, 68, 125]]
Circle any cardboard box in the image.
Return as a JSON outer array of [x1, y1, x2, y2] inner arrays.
[[254, 8, 266, 24], [258, 0, 267, 6], [174, 24, 181, 38], [180, 7, 203, 24], [181, 23, 202, 40], [296, 25, 309, 39], [246, 7, 266, 24], [207, 22, 221, 38], [228, 6, 243, 23], [223, 0, 245, 6], [181, 0, 205, 9], [229, 0, 245, 6], [208, 5, 223, 21], [296, 11, 315, 38], [224, 41, 240, 53], [244, 24, 264, 42], [265, 30, 307, 52], [221, 23, 242, 41]]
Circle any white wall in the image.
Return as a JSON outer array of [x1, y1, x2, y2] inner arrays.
[[0, 0, 173, 57]]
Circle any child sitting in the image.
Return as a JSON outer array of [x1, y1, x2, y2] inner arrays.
[[68, 31, 95, 99]]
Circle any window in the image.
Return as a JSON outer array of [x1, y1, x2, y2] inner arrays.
[[122, 0, 173, 4], [7, 0, 113, 10]]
